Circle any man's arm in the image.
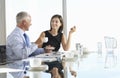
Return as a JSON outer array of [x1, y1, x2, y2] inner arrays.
[[28, 48, 45, 57]]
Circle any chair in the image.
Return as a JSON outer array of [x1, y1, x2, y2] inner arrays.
[[104, 36, 117, 68]]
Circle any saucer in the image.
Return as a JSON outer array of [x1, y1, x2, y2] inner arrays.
[[29, 65, 48, 71]]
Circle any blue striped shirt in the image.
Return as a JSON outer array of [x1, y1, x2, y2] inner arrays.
[[6, 26, 44, 78]]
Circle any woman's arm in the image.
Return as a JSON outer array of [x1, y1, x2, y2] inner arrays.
[[35, 32, 45, 48], [62, 26, 76, 51]]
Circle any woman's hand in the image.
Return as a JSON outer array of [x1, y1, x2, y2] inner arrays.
[[69, 26, 76, 34]]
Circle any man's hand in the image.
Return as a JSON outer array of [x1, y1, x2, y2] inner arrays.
[[44, 45, 55, 53]]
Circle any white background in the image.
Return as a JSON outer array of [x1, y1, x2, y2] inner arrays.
[[6, 0, 120, 52]]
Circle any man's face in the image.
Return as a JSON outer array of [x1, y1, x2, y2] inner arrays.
[[24, 16, 32, 31]]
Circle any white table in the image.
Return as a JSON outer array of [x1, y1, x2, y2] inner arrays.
[[24, 51, 77, 78], [0, 67, 24, 78], [0, 68, 24, 73], [35, 51, 79, 78], [22, 57, 51, 78], [35, 52, 65, 58], [27, 52, 66, 78]]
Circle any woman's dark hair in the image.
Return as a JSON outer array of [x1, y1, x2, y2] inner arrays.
[[50, 14, 64, 33]]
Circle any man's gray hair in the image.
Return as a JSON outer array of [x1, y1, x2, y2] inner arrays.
[[16, 11, 30, 24]]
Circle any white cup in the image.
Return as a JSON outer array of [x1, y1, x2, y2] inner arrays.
[[44, 37, 48, 43], [29, 58, 41, 67]]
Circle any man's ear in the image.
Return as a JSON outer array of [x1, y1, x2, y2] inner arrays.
[[23, 20, 26, 25], [22, 20, 26, 25]]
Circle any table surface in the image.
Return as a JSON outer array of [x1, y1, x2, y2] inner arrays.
[[0, 68, 23, 73]]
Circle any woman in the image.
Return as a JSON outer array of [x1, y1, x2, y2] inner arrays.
[[36, 14, 76, 78]]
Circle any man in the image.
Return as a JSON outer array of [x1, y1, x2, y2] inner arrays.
[[6, 11, 44, 78]]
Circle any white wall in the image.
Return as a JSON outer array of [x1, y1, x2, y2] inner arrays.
[[5, 0, 120, 52], [6, 0, 62, 42], [67, 0, 120, 51]]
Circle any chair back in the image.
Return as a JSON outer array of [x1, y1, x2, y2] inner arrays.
[[104, 36, 117, 68], [104, 36, 117, 55], [104, 36, 117, 50]]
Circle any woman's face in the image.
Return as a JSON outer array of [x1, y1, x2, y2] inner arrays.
[[51, 17, 61, 30]]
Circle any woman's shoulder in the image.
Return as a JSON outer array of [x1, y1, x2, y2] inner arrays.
[[42, 30, 51, 37], [43, 30, 49, 33]]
